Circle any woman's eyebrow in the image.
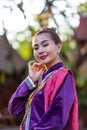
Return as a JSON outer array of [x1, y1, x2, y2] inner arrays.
[[41, 40, 49, 44], [33, 40, 49, 47]]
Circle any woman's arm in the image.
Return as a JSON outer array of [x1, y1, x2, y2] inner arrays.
[[8, 76, 36, 116], [31, 73, 76, 130], [8, 61, 44, 116]]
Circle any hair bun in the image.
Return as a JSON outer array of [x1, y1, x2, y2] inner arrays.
[[50, 27, 56, 32], [43, 27, 56, 32]]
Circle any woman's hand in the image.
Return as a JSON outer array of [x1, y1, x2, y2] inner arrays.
[[28, 61, 44, 83]]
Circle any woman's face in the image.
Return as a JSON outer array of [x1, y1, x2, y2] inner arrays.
[[32, 33, 62, 68]]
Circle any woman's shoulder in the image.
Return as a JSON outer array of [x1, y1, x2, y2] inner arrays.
[[53, 68, 70, 77], [56, 68, 74, 76], [51, 68, 75, 82]]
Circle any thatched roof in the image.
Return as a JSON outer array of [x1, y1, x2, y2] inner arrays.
[[75, 14, 87, 42], [0, 34, 26, 74]]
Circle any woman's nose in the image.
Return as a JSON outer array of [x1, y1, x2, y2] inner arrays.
[[38, 46, 43, 53]]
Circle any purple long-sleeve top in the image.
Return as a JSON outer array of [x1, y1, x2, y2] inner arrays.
[[8, 62, 76, 130]]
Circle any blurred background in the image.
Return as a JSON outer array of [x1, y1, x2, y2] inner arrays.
[[0, 0, 87, 129]]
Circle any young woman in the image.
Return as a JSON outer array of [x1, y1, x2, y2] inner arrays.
[[8, 27, 78, 130]]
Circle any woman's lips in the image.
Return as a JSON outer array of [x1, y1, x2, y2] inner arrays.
[[39, 55, 47, 60]]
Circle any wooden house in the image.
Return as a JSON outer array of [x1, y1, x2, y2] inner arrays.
[[0, 34, 26, 125]]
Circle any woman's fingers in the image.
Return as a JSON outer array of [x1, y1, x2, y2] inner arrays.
[[28, 60, 35, 66], [33, 62, 43, 71], [28, 61, 44, 82], [28, 61, 43, 71]]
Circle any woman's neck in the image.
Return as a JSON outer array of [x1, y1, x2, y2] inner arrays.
[[46, 59, 61, 69]]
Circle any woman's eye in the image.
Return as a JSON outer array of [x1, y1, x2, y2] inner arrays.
[[43, 44, 48, 47], [34, 47, 39, 50]]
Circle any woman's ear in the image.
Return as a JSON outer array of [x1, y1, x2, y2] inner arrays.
[[57, 43, 62, 53]]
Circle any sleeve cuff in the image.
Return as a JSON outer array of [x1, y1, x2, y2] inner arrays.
[[25, 76, 36, 90]]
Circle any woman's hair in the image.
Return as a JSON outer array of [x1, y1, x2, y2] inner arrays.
[[32, 27, 61, 45]]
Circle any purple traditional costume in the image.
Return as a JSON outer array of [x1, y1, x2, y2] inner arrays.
[[8, 62, 78, 130]]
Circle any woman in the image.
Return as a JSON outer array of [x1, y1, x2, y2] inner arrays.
[[8, 27, 78, 130]]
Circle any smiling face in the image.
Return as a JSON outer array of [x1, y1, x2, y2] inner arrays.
[[32, 33, 62, 68]]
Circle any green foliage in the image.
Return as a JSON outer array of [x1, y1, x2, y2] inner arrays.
[[77, 2, 87, 13], [15, 26, 36, 60], [78, 92, 87, 105], [76, 77, 87, 88], [62, 40, 77, 66], [0, 73, 5, 84], [17, 40, 33, 60], [78, 81, 87, 105], [34, 14, 40, 22], [62, 40, 77, 52]]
